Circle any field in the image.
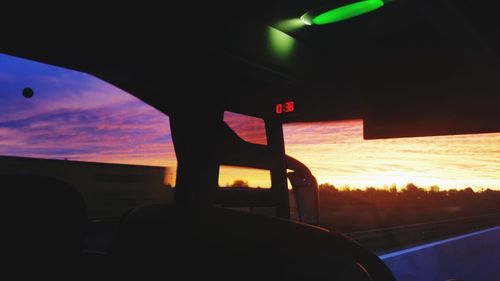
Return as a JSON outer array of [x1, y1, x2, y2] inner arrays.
[[0, 156, 174, 219], [317, 184, 500, 251]]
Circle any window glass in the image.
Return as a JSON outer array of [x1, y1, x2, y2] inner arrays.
[[284, 119, 500, 249], [0, 54, 177, 218], [218, 165, 271, 189], [223, 111, 267, 145]]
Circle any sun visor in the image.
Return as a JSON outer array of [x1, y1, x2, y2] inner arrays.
[[364, 91, 500, 139]]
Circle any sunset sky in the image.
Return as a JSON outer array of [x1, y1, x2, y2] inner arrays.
[[1, 53, 499, 190], [0, 54, 177, 168], [284, 121, 500, 190]]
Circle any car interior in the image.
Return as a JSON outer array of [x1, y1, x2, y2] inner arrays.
[[1, 1, 499, 280]]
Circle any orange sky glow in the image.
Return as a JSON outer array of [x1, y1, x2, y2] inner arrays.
[[283, 120, 500, 191]]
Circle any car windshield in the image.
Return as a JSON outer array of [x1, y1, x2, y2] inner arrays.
[[283, 119, 500, 280]]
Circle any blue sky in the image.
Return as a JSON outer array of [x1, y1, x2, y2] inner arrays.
[[0, 54, 176, 168]]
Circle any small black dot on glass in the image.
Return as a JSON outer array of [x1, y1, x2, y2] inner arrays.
[[22, 88, 34, 98]]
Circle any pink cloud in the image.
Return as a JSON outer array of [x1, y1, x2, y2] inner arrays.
[[223, 111, 268, 145]]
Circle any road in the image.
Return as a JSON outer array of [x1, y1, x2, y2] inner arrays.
[[379, 226, 500, 281]]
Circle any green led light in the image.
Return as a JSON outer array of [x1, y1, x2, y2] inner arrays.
[[274, 18, 306, 33], [301, 0, 384, 25], [267, 26, 295, 59]]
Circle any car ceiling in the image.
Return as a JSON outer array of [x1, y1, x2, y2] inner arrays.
[[1, 1, 499, 138]]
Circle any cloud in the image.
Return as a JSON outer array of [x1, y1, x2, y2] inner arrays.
[[0, 80, 176, 168], [223, 111, 268, 145], [284, 120, 500, 190]]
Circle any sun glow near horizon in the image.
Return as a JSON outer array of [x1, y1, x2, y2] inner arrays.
[[284, 120, 500, 191]]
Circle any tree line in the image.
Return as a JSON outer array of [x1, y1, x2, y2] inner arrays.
[[317, 182, 500, 232]]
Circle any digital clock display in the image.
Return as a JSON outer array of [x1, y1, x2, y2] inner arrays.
[[276, 101, 295, 114]]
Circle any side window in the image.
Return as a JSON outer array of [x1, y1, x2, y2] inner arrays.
[[219, 111, 276, 216], [0, 54, 177, 219], [223, 111, 267, 145], [218, 165, 271, 189], [219, 111, 270, 189]]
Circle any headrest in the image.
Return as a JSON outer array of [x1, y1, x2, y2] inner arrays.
[[0, 174, 87, 259]]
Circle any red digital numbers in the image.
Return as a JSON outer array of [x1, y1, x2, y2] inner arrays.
[[284, 101, 294, 113], [276, 103, 283, 114], [276, 101, 294, 114]]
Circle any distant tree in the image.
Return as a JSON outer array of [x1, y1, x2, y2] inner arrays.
[[462, 187, 474, 195], [429, 185, 440, 193], [230, 179, 249, 188], [366, 187, 377, 193], [402, 183, 421, 193], [401, 183, 427, 200], [389, 184, 398, 193], [483, 188, 495, 195], [340, 185, 351, 192], [319, 182, 337, 191]]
